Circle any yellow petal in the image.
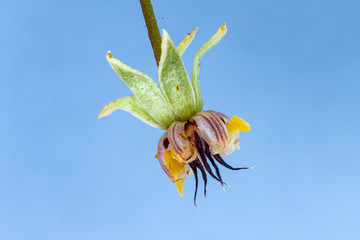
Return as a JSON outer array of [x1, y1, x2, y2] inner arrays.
[[227, 116, 250, 134], [175, 178, 185, 196], [164, 149, 185, 179]]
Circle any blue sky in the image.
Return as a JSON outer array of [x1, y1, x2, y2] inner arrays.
[[1, 0, 359, 239]]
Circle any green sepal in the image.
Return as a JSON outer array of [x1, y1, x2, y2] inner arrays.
[[158, 30, 196, 121], [106, 51, 177, 127], [192, 23, 227, 112], [177, 27, 198, 56], [98, 95, 167, 129]]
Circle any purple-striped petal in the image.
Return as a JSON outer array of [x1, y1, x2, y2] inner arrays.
[[192, 111, 229, 154]]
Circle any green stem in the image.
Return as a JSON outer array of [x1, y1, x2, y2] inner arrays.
[[140, 0, 161, 66]]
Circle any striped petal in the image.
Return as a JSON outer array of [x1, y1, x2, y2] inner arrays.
[[156, 132, 175, 181], [156, 132, 189, 183], [158, 30, 196, 121], [168, 121, 196, 162], [98, 95, 167, 129], [192, 111, 229, 154], [192, 24, 227, 112], [106, 51, 177, 127]]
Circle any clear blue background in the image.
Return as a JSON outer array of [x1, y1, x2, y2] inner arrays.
[[1, 0, 359, 239]]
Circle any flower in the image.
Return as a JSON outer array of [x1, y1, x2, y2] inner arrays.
[[98, 24, 251, 206]]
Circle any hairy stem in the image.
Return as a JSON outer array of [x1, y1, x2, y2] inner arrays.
[[140, 0, 162, 66]]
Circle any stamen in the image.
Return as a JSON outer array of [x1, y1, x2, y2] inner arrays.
[[193, 158, 207, 198], [213, 154, 251, 170], [204, 142, 224, 183], [189, 162, 198, 208], [194, 132, 225, 186]]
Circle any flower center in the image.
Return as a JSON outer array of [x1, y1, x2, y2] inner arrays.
[[156, 110, 251, 206]]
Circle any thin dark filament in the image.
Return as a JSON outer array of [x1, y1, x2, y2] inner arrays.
[[189, 162, 198, 208], [194, 132, 224, 185], [204, 142, 224, 184], [194, 158, 208, 198], [213, 154, 251, 170]]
